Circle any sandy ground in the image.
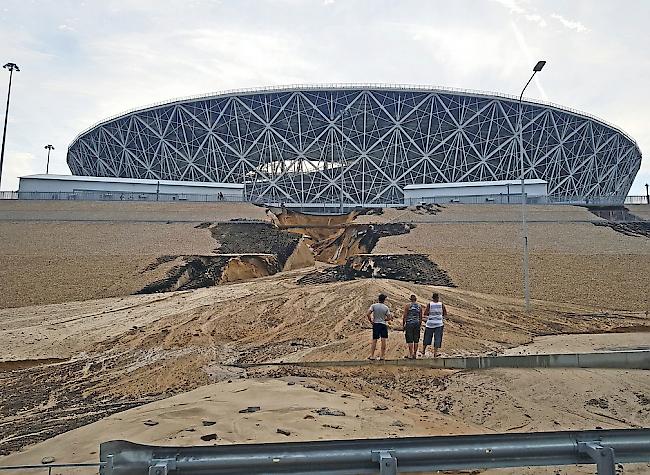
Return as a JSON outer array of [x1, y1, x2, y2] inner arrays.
[[628, 204, 650, 220], [0, 222, 217, 308], [502, 332, 650, 355], [1, 202, 649, 474], [369, 215, 650, 312], [0, 201, 269, 222], [0, 378, 478, 467], [1, 273, 648, 466], [355, 204, 602, 223]]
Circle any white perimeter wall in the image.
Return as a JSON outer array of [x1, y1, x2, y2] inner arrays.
[[18, 175, 244, 198], [404, 180, 547, 204]]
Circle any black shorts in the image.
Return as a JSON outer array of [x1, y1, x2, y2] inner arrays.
[[404, 323, 420, 343], [372, 323, 388, 340], [423, 326, 444, 348]]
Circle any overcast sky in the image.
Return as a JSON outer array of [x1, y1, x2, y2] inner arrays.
[[0, 0, 648, 194]]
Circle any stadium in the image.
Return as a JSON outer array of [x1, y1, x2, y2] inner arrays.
[[67, 85, 642, 206]]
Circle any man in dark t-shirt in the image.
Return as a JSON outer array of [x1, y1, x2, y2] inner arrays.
[[402, 294, 424, 359]]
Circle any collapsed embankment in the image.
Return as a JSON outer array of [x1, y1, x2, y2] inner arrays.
[[137, 209, 455, 294], [589, 206, 650, 238], [137, 222, 315, 293]]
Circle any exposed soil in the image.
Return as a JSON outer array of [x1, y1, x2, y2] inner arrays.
[[311, 223, 414, 264], [210, 222, 303, 268], [0, 274, 648, 458], [593, 221, 650, 238], [589, 206, 650, 238], [136, 255, 279, 294], [298, 254, 455, 287]]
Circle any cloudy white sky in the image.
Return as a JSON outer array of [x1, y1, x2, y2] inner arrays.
[[0, 0, 648, 194]]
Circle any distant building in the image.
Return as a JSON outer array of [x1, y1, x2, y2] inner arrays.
[[404, 179, 548, 205], [67, 85, 641, 206], [17, 175, 243, 201]]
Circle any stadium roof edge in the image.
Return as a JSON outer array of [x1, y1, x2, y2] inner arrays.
[[67, 83, 640, 149]]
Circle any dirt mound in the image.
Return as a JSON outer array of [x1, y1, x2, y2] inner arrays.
[[311, 223, 413, 264], [137, 255, 280, 293], [298, 254, 455, 287], [1, 275, 647, 455]]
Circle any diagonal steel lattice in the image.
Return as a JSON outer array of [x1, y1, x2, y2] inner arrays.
[[67, 85, 642, 205]]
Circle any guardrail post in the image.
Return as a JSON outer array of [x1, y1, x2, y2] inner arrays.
[[148, 458, 176, 475], [578, 441, 615, 475], [372, 450, 398, 475]]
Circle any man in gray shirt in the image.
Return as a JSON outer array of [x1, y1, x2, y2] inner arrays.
[[366, 293, 392, 360]]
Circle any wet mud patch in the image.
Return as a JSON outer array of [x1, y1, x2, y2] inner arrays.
[[298, 254, 455, 287], [137, 254, 279, 294], [594, 220, 650, 238], [589, 206, 650, 238], [209, 222, 302, 268]]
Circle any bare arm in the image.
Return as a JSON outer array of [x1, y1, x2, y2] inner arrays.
[[402, 305, 408, 327], [423, 303, 429, 326], [442, 303, 448, 317], [420, 305, 425, 325], [367, 307, 373, 324]]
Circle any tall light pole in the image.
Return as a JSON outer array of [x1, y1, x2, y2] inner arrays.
[[0, 62, 20, 189], [339, 106, 348, 214], [518, 60, 546, 312], [645, 183, 649, 205], [44, 144, 54, 174]]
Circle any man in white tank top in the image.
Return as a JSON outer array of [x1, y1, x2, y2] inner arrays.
[[422, 292, 447, 357]]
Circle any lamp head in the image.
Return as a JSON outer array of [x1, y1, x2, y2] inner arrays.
[[3, 63, 20, 72], [533, 61, 546, 72]]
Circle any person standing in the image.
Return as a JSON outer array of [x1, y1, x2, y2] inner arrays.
[[366, 293, 392, 360], [402, 294, 423, 359], [422, 292, 447, 357]]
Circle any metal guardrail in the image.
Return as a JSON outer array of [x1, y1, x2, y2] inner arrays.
[[625, 195, 650, 205], [99, 429, 650, 475], [0, 463, 103, 475]]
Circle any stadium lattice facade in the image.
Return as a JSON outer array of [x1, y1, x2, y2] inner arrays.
[[67, 85, 641, 206]]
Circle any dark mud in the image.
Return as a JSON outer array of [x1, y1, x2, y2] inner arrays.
[[210, 222, 302, 268], [298, 254, 455, 287], [0, 358, 160, 455], [589, 206, 650, 238], [137, 255, 279, 294]]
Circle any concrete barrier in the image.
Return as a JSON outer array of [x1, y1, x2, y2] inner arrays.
[[242, 350, 650, 370]]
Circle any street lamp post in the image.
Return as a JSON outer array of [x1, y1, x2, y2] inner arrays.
[[0, 62, 20, 189], [44, 144, 55, 174], [339, 107, 348, 214], [518, 60, 546, 313], [645, 183, 649, 205]]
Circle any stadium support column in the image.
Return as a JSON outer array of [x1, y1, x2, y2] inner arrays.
[[0, 62, 19, 189], [518, 60, 546, 313]]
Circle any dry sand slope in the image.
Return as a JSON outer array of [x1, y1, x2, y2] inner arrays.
[[1, 271, 648, 468], [360, 204, 650, 311]]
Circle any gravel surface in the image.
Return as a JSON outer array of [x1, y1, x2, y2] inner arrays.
[[0, 222, 216, 308], [373, 220, 650, 311]]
